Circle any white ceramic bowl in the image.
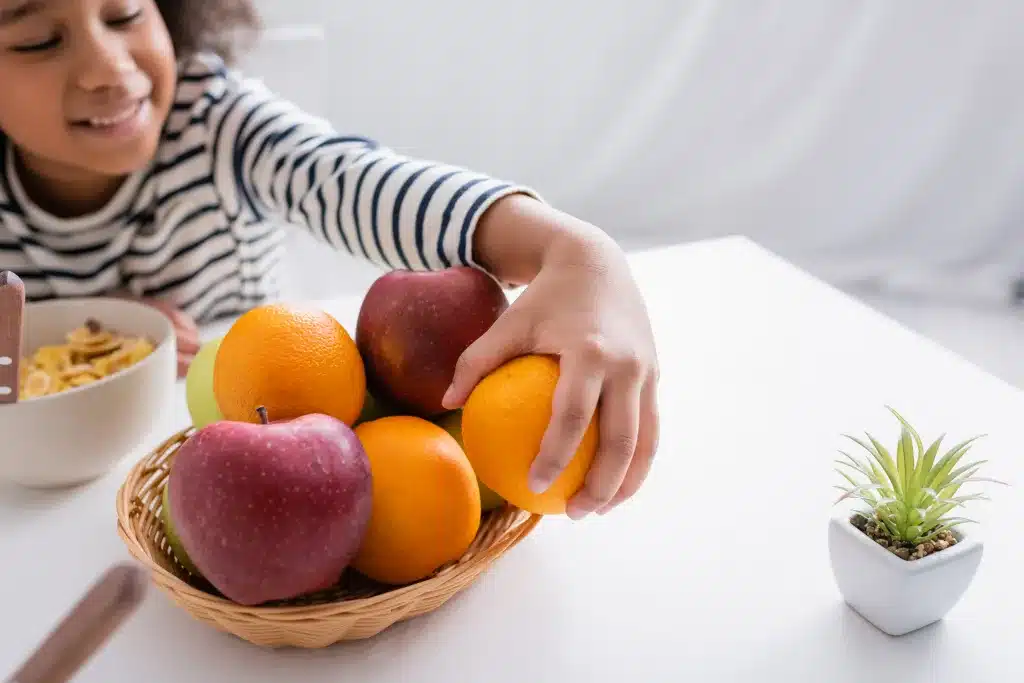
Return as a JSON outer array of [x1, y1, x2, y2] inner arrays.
[[0, 297, 177, 488]]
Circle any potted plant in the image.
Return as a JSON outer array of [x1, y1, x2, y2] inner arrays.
[[828, 407, 1007, 636]]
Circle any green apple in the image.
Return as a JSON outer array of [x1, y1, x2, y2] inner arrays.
[[185, 336, 223, 429], [436, 410, 505, 512], [161, 481, 201, 577]]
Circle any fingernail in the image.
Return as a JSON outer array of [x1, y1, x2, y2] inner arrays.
[[528, 471, 552, 494], [441, 384, 456, 409], [566, 500, 591, 520]]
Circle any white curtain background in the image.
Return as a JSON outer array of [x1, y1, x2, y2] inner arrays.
[[244, 1, 1024, 306]]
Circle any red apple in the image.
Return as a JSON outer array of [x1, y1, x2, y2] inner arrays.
[[356, 266, 508, 417], [167, 408, 373, 606]]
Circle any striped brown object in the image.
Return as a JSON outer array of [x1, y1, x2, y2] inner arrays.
[[0, 271, 25, 405], [6, 563, 147, 683]]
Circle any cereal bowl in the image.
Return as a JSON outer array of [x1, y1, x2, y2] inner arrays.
[[0, 297, 176, 488]]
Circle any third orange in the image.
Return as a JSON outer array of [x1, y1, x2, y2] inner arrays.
[[461, 354, 598, 515]]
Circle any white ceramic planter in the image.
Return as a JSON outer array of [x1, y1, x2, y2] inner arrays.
[[828, 507, 984, 636]]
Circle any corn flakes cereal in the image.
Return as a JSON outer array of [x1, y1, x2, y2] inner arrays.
[[18, 318, 155, 399]]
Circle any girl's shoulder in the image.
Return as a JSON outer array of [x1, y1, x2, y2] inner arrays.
[[173, 51, 237, 105], [161, 51, 268, 149], [168, 51, 277, 124]]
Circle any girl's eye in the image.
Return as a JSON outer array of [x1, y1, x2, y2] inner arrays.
[[11, 36, 60, 53], [6, 6, 142, 54], [108, 9, 143, 27]]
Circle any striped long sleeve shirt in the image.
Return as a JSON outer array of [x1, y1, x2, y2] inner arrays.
[[0, 52, 535, 322]]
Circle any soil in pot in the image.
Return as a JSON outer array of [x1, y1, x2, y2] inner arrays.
[[850, 513, 958, 561]]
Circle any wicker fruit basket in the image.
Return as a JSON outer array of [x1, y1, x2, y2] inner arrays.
[[116, 426, 542, 648]]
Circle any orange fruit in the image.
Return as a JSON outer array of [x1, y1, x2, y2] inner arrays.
[[435, 410, 506, 512], [351, 416, 481, 585], [461, 354, 598, 515], [213, 303, 365, 425]]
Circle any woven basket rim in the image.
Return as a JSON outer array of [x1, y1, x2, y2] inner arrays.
[[116, 425, 543, 616]]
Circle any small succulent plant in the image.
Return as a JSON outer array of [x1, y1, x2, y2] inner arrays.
[[834, 407, 1006, 551]]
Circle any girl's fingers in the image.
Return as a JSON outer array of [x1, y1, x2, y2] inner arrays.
[[176, 352, 192, 379], [530, 354, 604, 495], [442, 311, 531, 409], [567, 369, 643, 519], [175, 329, 200, 355], [598, 374, 660, 514]]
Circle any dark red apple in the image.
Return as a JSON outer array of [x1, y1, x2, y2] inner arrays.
[[166, 408, 373, 606], [355, 266, 509, 417]]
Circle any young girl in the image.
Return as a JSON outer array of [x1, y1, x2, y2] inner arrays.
[[0, 0, 659, 520]]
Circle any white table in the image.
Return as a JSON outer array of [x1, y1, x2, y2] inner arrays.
[[2, 236, 1021, 682]]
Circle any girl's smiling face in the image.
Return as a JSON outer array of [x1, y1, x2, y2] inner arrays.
[[0, 0, 176, 208]]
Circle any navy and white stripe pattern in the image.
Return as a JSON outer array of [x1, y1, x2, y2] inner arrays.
[[0, 52, 534, 322]]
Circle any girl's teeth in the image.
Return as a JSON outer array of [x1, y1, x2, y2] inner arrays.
[[89, 104, 137, 127]]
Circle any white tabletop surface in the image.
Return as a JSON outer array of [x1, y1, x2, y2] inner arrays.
[[1, 236, 1021, 682]]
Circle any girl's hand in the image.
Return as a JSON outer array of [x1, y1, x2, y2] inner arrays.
[[144, 298, 200, 378], [443, 208, 660, 520], [109, 291, 199, 378]]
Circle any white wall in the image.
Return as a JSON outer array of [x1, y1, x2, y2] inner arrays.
[[245, 1, 1024, 304]]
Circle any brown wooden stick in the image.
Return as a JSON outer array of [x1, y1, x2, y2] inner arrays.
[[0, 270, 26, 404], [5, 563, 149, 683]]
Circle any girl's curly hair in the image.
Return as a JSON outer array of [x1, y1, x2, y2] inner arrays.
[[155, 0, 262, 65]]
